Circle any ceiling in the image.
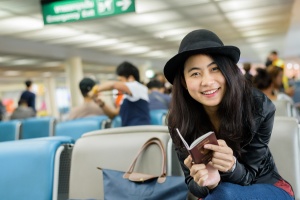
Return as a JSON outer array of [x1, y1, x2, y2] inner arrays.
[[0, 0, 300, 85]]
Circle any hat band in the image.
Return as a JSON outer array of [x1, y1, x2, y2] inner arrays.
[[180, 40, 222, 53]]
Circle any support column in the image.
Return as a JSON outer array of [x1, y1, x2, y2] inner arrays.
[[65, 57, 84, 107], [139, 61, 151, 84], [44, 77, 59, 118]]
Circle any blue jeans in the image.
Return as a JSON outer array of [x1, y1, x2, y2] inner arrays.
[[204, 182, 294, 200]]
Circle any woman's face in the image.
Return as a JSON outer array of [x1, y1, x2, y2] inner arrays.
[[183, 54, 226, 110]]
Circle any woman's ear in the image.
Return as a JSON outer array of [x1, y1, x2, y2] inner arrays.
[[181, 77, 187, 90]]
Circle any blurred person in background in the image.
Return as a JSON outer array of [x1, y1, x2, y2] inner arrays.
[[20, 80, 36, 112], [153, 72, 172, 94], [253, 67, 299, 119], [10, 99, 35, 120], [265, 50, 294, 97], [0, 99, 5, 121], [243, 62, 253, 83], [92, 61, 150, 126], [147, 79, 171, 110], [253, 68, 295, 104], [267, 66, 294, 97], [68, 77, 104, 120]]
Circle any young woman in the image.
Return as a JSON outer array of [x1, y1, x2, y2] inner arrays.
[[163, 29, 294, 199]]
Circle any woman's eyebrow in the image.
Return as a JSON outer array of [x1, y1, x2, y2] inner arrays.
[[187, 61, 216, 73], [207, 61, 216, 67]]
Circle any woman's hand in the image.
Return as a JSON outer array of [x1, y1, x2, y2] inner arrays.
[[204, 139, 235, 173], [184, 155, 220, 189]]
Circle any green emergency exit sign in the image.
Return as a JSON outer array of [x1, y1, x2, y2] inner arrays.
[[41, 0, 135, 25]]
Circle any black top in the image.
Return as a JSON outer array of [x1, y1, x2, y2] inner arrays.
[[20, 90, 36, 112]]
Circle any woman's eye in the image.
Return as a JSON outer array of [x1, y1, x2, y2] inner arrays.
[[191, 72, 200, 77], [212, 67, 219, 71]]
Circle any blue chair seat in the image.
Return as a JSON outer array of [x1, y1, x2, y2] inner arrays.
[[55, 116, 108, 140], [0, 136, 74, 200], [0, 120, 21, 142], [150, 109, 168, 125]]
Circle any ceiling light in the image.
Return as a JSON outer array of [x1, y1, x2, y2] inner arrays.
[[155, 28, 197, 39], [48, 33, 105, 44], [79, 38, 119, 48], [118, 11, 181, 26], [0, 56, 16, 63], [21, 27, 82, 40], [0, 17, 43, 34], [142, 50, 165, 58], [105, 42, 135, 50], [10, 59, 39, 65], [42, 61, 62, 67], [0, 10, 11, 18], [145, 69, 155, 78], [287, 63, 293, 69], [122, 46, 150, 54], [3, 71, 21, 76]]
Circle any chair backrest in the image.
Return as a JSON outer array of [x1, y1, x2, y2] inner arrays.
[[69, 125, 172, 200], [21, 117, 56, 139], [269, 116, 300, 200], [293, 81, 300, 104], [150, 109, 168, 125], [0, 120, 21, 142], [81, 115, 109, 129], [55, 117, 105, 141], [0, 136, 74, 200], [272, 100, 293, 117], [110, 115, 122, 128]]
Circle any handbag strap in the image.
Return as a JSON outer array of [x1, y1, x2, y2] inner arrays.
[[123, 137, 167, 183]]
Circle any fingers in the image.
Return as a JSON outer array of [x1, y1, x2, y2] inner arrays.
[[190, 164, 208, 186], [184, 155, 193, 169], [204, 140, 231, 153], [184, 155, 210, 186], [204, 139, 235, 172], [211, 154, 235, 172]]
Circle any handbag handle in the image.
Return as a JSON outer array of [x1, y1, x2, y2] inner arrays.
[[123, 137, 167, 183]]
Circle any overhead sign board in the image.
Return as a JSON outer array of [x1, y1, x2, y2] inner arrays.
[[41, 0, 135, 25]]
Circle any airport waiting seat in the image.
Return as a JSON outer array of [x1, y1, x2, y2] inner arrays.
[[21, 117, 56, 139], [269, 116, 300, 200], [150, 109, 168, 125], [69, 125, 183, 200], [55, 116, 108, 141], [0, 136, 74, 200], [84, 115, 109, 129], [110, 115, 122, 128], [0, 120, 21, 142], [272, 100, 294, 117]]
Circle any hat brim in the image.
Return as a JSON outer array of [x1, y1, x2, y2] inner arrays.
[[164, 46, 240, 84]]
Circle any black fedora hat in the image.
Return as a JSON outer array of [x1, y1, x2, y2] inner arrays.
[[163, 29, 240, 84]]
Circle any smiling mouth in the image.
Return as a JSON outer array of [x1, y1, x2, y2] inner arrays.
[[201, 88, 220, 95]]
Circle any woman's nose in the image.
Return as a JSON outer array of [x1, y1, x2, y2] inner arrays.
[[201, 72, 215, 86]]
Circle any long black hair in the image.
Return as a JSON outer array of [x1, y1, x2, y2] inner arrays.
[[168, 54, 254, 156]]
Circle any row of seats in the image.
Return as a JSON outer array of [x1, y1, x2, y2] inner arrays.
[[0, 109, 168, 142], [0, 117, 55, 141], [1, 115, 298, 199], [273, 100, 299, 119], [0, 125, 182, 200], [269, 116, 300, 200], [0, 136, 74, 200]]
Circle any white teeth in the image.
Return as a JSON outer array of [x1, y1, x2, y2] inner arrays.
[[202, 89, 218, 95]]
